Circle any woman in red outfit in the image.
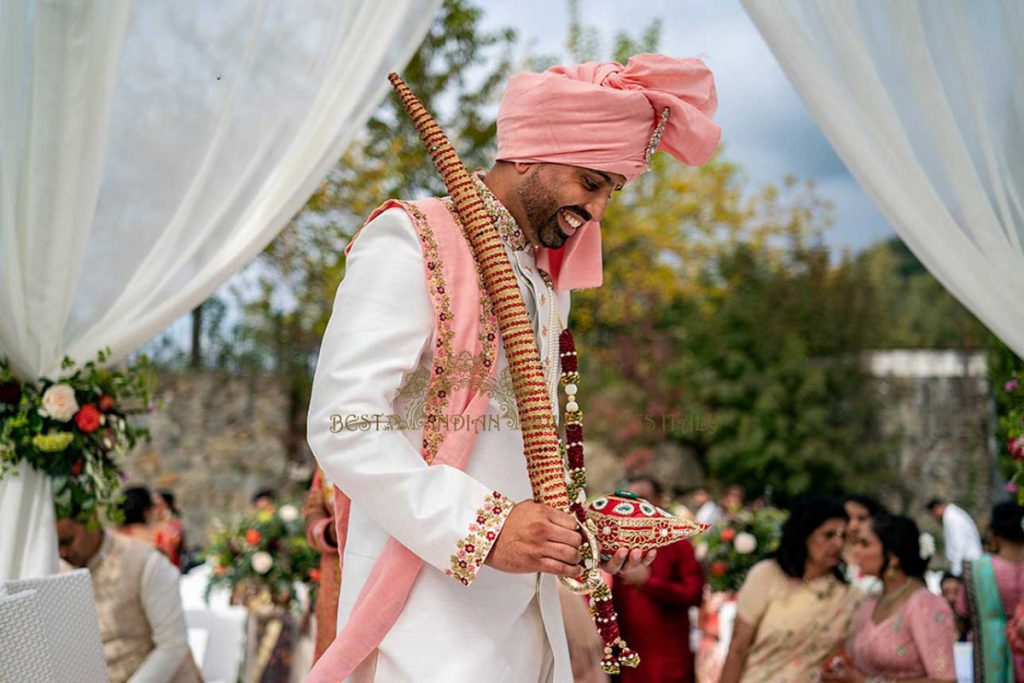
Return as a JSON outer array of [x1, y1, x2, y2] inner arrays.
[[613, 476, 705, 683]]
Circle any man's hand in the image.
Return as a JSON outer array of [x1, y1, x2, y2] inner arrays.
[[485, 501, 583, 578], [618, 559, 652, 587], [601, 548, 657, 576]]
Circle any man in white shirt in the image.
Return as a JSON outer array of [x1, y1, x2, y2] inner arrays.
[[927, 497, 983, 577], [56, 516, 201, 683]]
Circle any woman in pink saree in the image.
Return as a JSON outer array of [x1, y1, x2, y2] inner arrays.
[[823, 513, 956, 683]]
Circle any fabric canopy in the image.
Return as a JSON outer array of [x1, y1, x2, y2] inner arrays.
[[742, 0, 1024, 358], [0, 0, 440, 580]]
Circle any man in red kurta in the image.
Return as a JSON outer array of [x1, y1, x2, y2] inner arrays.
[[613, 476, 704, 683]]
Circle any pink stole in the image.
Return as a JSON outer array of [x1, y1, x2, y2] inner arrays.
[[307, 198, 499, 682]]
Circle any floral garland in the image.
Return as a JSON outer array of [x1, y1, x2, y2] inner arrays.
[[0, 349, 155, 525], [203, 504, 319, 610], [1002, 372, 1024, 504]]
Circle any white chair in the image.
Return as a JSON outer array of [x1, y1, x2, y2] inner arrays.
[[3, 569, 109, 683], [0, 590, 58, 683], [185, 605, 248, 683]]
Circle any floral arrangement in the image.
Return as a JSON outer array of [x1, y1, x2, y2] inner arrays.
[[0, 349, 155, 524], [204, 504, 319, 609], [1001, 372, 1024, 504], [696, 507, 787, 593]]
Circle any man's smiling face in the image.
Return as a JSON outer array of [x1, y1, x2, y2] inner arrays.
[[514, 163, 625, 250]]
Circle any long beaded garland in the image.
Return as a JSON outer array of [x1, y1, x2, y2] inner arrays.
[[559, 328, 640, 674]]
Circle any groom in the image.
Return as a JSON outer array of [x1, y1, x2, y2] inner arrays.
[[307, 53, 720, 682]]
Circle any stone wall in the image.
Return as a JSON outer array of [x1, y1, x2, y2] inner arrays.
[[124, 372, 304, 545], [866, 350, 998, 529]]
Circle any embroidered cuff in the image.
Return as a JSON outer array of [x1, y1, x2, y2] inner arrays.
[[446, 491, 514, 586]]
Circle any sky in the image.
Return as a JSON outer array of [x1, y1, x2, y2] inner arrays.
[[478, 0, 896, 253]]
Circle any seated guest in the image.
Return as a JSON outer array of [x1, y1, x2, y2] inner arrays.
[[613, 475, 703, 683], [152, 489, 185, 569], [956, 501, 1024, 680], [721, 496, 861, 683], [57, 507, 202, 682], [824, 513, 955, 683], [116, 485, 155, 543]]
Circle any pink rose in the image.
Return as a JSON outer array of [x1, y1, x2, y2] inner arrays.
[[1009, 436, 1024, 461]]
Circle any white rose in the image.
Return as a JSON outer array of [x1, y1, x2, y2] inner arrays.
[[695, 542, 708, 561], [251, 551, 273, 575], [40, 384, 79, 422], [278, 505, 300, 523], [734, 532, 758, 555]]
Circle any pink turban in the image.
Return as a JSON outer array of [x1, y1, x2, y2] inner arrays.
[[496, 53, 721, 290]]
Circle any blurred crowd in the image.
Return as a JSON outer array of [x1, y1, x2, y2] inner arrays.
[[54, 475, 1024, 683]]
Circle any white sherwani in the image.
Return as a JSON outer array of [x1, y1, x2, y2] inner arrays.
[[307, 200, 573, 682]]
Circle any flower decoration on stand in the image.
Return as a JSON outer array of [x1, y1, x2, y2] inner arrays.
[[0, 349, 155, 525], [204, 503, 319, 610], [698, 507, 787, 593]]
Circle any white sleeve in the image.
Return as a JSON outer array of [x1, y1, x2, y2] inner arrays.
[[128, 552, 188, 683], [307, 207, 513, 586], [944, 509, 965, 574]]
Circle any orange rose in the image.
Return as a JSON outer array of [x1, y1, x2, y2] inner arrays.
[[720, 527, 736, 542], [245, 529, 262, 545], [98, 394, 116, 412], [214, 565, 226, 576], [74, 404, 102, 433], [309, 568, 322, 582], [710, 560, 728, 577]]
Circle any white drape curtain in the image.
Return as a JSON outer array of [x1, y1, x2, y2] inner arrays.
[[0, 0, 440, 579], [741, 0, 1024, 358]]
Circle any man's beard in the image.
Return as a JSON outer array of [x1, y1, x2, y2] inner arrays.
[[516, 172, 586, 250]]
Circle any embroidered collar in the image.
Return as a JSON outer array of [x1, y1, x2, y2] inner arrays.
[[471, 174, 530, 252]]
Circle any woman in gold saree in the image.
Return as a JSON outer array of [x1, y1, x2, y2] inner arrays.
[[721, 496, 863, 683]]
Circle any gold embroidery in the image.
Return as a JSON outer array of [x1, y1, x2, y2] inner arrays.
[[447, 491, 513, 586], [469, 176, 529, 251], [399, 201, 454, 464], [394, 358, 521, 430]]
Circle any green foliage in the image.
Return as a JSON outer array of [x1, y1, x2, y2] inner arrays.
[[0, 350, 156, 524], [854, 239, 988, 348], [990, 337, 1024, 498]]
